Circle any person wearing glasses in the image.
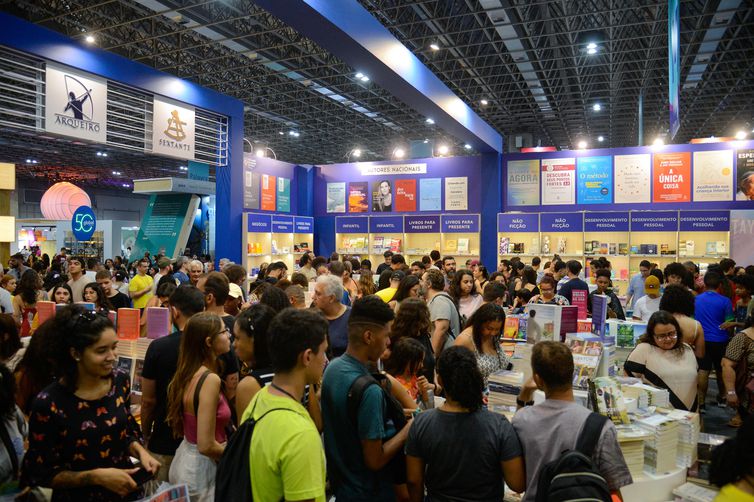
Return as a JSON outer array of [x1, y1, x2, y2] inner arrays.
[[454, 303, 512, 387], [624, 310, 699, 411], [166, 312, 232, 500], [20, 305, 160, 501]]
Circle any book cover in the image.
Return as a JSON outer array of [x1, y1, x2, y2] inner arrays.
[[585, 241, 593, 254], [618, 243, 628, 255], [530, 237, 540, 254], [394, 179, 417, 212], [639, 244, 649, 254], [348, 182, 369, 213], [108, 310, 117, 328], [590, 377, 630, 424], [557, 237, 567, 254], [36, 301, 56, 325], [716, 241, 727, 254], [571, 290, 588, 320], [566, 335, 603, 389], [132, 359, 145, 393], [660, 243, 670, 255], [577, 320, 593, 333], [117, 356, 133, 377], [686, 240, 695, 255], [647, 244, 658, 255], [445, 239, 458, 252], [146, 307, 171, 340], [457, 238, 469, 254], [389, 238, 402, 253], [117, 308, 141, 340], [619, 268, 629, 281], [560, 305, 579, 338], [590, 294, 609, 339], [705, 241, 716, 254], [76, 302, 96, 310], [499, 237, 510, 254], [503, 317, 520, 340], [372, 236, 385, 251], [630, 245, 639, 254], [609, 243, 617, 255], [524, 304, 561, 343]]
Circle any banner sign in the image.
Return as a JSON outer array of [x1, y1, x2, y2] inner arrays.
[[247, 213, 272, 232], [276, 177, 291, 212], [506, 159, 540, 206], [576, 156, 613, 204], [271, 215, 294, 233], [669, 0, 681, 139], [653, 152, 691, 203], [294, 216, 314, 233], [693, 150, 734, 202], [441, 214, 480, 233], [45, 63, 107, 143], [419, 178, 442, 211], [243, 156, 260, 210], [584, 212, 630, 232], [358, 163, 427, 176], [369, 215, 404, 233], [630, 211, 679, 231], [540, 212, 583, 232], [614, 154, 651, 204], [679, 211, 730, 231], [133, 194, 198, 258], [336, 216, 368, 233], [737, 150, 754, 201], [541, 158, 576, 205], [498, 213, 539, 233], [152, 96, 195, 160], [405, 215, 440, 233], [71, 206, 96, 241]]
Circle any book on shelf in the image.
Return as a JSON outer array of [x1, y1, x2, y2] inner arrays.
[[647, 244, 658, 255], [372, 236, 385, 251], [618, 243, 628, 255], [36, 301, 55, 325], [499, 237, 510, 255], [445, 239, 458, 252], [556, 237, 566, 254], [389, 238, 402, 252], [589, 376, 630, 424], [630, 245, 639, 254], [599, 242, 608, 255], [686, 240, 695, 256], [585, 241, 593, 254], [530, 237, 540, 254], [705, 241, 716, 255], [716, 241, 727, 254], [271, 239, 278, 254], [608, 243, 617, 255], [619, 268, 629, 281], [512, 242, 525, 254], [457, 238, 469, 254]]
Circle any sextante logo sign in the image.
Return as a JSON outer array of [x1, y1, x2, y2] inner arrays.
[[152, 97, 195, 160]]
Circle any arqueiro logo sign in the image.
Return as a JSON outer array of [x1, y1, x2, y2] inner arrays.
[[44, 64, 107, 143], [152, 97, 195, 160]]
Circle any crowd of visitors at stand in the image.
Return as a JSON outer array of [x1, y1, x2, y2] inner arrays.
[[0, 246, 753, 501]]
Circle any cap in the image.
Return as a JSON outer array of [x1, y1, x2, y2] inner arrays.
[[469, 260, 481, 267], [157, 257, 172, 269], [228, 282, 244, 299], [644, 275, 660, 294], [390, 270, 406, 282]]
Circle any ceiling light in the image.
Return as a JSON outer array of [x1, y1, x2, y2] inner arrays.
[[577, 141, 587, 149], [255, 149, 266, 157], [360, 76, 369, 82], [593, 103, 601, 112], [437, 145, 449, 155], [112, 170, 121, 175], [85, 35, 95, 44], [393, 148, 405, 159], [653, 138, 665, 146], [179, 165, 188, 171], [96, 152, 102, 157], [587, 47, 597, 55], [425, 118, 435, 124], [480, 99, 489, 106], [352, 148, 362, 158], [288, 130, 300, 137], [25, 159, 31, 163], [429, 43, 440, 51], [586, 42, 598, 50], [122, 183, 130, 188], [355, 72, 363, 79], [735, 130, 747, 140], [423, 139, 429, 144], [598, 136, 604, 142], [464, 144, 472, 150], [278, 131, 284, 135]]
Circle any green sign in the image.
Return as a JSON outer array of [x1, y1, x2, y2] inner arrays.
[[277, 177, 291, 212], [132, 194, 196, 258]]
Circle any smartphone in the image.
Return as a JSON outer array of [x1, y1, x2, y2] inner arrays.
[[130, 467, 154, 487]]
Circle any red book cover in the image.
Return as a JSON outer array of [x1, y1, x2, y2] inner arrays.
[[117, 308, 141, 340], [261, 174, 277, 211], [571, 289, 588, 320], [653, 152, 691, 203], [395, 179, 417, 212], [36, 301, 55, 326]]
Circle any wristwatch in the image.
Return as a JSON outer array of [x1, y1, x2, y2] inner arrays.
[[727, 390, 737, 396], [516, 398, 535, 407]]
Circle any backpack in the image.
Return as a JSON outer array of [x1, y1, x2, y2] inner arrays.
[[214, 403, 293, 502], [535, 413, 612, 502], [428, 292, 463, 342]]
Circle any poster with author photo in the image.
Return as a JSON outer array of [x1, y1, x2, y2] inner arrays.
[[372, 179, 393, 212], [736, 149, 754, 201]]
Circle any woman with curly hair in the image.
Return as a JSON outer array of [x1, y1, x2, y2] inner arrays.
[[389, 297, 435, 384], [449, 269, 483, 321], [454, 303, 511, 386], [12, 270, 46, 337], [357, 269, 377, 298], [389, 275, 422, 312], [405, 346, 525, 501]]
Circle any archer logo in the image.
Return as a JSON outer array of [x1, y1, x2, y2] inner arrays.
[[53, 74, 101, 133], [164, 109, 187, 141]]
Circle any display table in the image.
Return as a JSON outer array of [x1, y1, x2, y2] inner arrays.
[[620, 466, 686, 502]]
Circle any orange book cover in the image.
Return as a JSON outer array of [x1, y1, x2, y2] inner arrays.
[[117, 308, 141, 340], [653, 152, 691, 203], [36, 301, 56, 325], [261, 174, 277, 211]]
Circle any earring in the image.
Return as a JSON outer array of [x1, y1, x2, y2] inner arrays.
[[75, 358, 81, 362]]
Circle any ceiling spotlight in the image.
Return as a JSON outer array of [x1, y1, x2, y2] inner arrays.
[[179, 165, 188, 171], [480, 99, 489, 106], [425, 118, 435, 125], [85, 35, 95, 44], [587, 47, 597, 55], [429, 43, 440, 51], [112, 170, 121, 175], [355, 72, 363, 79], [653, 138, 665, 146], [352, 148, 362, 158], [96, 152, 102, 157], [360, 76, 370, 82], [122, 183, 130, 188], [735, 130, 747, 140], [586, 42, 598, 50], [577, 141, 588, 149], [255, 149, 266, 157], [288, 130, 300, 137], [25, 159, 31, 163], [464, 144, 472, 150], [393, 147, 405, 159], [437, 145, 449, 155], [423, 139, 429, 144], [598, 136, 604, 142], [593, 103, 601, 112], [278, 131, 284, 135]]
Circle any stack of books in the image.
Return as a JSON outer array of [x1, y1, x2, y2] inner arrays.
[[487, 370, 524, 409], [687, 433, 727, 485], [615, 424, 651, 479], [622, 382, 670, 408], [672, 482, 718, 502], [635, 414, 679, 474], [660, 409, 700, 467]]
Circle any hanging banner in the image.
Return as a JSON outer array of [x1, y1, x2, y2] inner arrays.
[[692, 150, 733, 201], [133, 194, 199, 258], [336, 216, 368, 233], [419, 178, 442, 211], [540, 213, 584, 232], [405, 215, 440, 233], [680, 211, 730, 231], [242, 155, 260, 210], [271, 215, 294, 233], [653, 152, 691, 203], [246, 213, 272, 232], [584, 212, 630, 232], [348, 182, 369, 213], [576, 156, 612, 204], [669, 0, 681, 139], [498, 213, 539, 233], [444, 177, 469, 211], [736, 150, 754, 201], [541, 158, 576, 205], [358, 163, 427, 176], [260, 174, 276, 211], [45, 63, 107, 143], [506, 159, 540, 206], [152, 96, 195, 160], [369, 216, 404, 233], [326, 182, 346, 213], [630, 211, 679, 232], [294, 216, 314, 233], [394, 179, 417, 212], [276, 177, 291, 212], [614, 154, 651, 203], [441, 214, 480, 233]]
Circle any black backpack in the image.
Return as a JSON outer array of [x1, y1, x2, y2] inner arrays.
[[214, 405, 294, 502], [535, 413, 612, 502]]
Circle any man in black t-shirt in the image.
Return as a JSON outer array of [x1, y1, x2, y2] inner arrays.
[[96, 269, 132, 310]]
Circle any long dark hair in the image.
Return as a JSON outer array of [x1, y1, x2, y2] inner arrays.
[[384, 337, 425, 379], [469, 303, 506, 353], [389, 297, 431, 343], [710, 414, 754, 488], [234, 304, 276, 369], [437, 346, 484, 411], [0, 314, 21, 361], [639, 310, 685, 354], [17, 269, 41, 305], [84, 282, 113, 311], [393, 275, 420, 303], [449, 269, 477, 301], [13, 318, 57, 414], [0, 364, 15, 419]]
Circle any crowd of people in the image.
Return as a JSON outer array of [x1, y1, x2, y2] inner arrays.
[[0, 246, 753, 501]]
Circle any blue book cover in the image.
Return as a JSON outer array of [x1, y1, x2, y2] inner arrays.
[[419, 178, 442, 211], [577, 156, 613, 204]]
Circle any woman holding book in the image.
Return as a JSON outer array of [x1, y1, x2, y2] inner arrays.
[[624, 310, 699, 412], [83, 282, 114, 314]]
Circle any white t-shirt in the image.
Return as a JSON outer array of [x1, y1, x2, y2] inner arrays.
[[633, 295, 661, 321]]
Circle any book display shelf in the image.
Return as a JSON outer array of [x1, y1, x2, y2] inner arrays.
[[335, 216, 369, 256], [441, 214, 481, 261], [497, 213, 540, 262], [403, 215, 442, 261], [243, 213, 315, 276], [368, 215, 404, 266]]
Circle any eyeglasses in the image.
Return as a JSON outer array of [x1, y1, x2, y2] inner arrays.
[[214, 328, 230, 338], [654, 331, 678, 341], [66, 309, 105, 331]]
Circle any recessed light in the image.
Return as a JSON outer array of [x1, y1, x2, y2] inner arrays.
[[429, 43, 440, 51], [352, 149, 361, 158], [593, 103, 601, 112], [653, 138, 665, 146], [437, 145, 449, 155], [425, 118, 435, 124], [577, 141, 587, 149], [393, 148, 405, 159], [480, 99, 489, 106], [735, 130, 747, 140], [598, 136, 604, 142], [464, 144, 472, 150], [360, 76, 369, 82], [587, 47, 597, 55], [278, 131, 284, 135], [255, 149, 266, 157], [586, 42, 598, 50], [85, 35, 95, 44], [122, 183, 129, 188], [355, 72, 363, 79]]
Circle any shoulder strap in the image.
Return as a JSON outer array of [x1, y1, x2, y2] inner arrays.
[[347, 373, 379, 427], [0, 417, 18, 480], [576, 413, 608, 457], [193, 370, 212, 415]]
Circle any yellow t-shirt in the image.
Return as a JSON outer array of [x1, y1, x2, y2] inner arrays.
[[241, 386, 326, 502], [374, 287, 397, 303], [128, 274, 154, 309], [714, 484, 754, 502]]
